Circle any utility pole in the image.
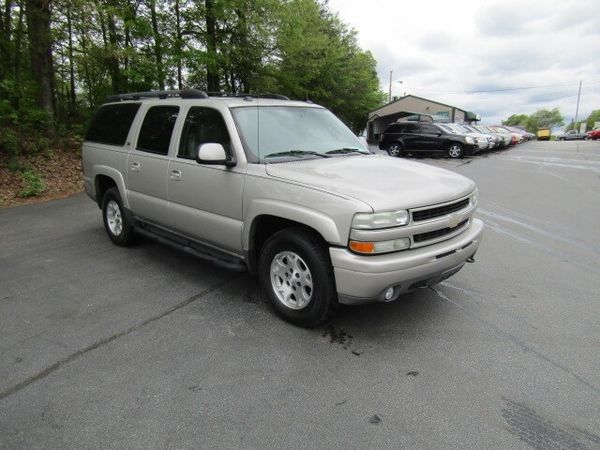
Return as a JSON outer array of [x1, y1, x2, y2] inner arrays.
[[388, 70, 392, 103], [574, 80, 582, 129]]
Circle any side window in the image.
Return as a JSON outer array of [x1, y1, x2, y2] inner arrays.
[[136, 106, 179, 155], [385, 124, 400, 133], [85, 103, 141, 146], [401, 123, 419, 133], [420, 124, 439, 134], [178, 107, 231, 160]]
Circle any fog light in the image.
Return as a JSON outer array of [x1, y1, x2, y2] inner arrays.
[[384, 287, 394, 300]]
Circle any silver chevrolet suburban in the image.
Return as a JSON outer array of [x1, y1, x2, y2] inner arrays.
[[82, 89, 483, 327]]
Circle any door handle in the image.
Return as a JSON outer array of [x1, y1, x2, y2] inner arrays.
[[130, 162, 141, 172], [170, 169, 182, 180]]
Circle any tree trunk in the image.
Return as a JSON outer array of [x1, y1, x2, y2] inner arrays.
[[149, 0, 164, 90], [174, 0, 182, 89], [66, 3, 76, 114], [106, 9, 123, 93], [205, 0, 219, 92], [25, 0, 54, 131], [0, 0, 13, 80]]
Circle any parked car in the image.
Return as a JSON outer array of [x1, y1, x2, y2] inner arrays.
[[558, 130, 587, 141], [472, 125, 510, 148], [82, 89, 483, 327], [436, 123, 490, 152], [379, 122, 479, 158], [454, 124, 499, 150], [586, 128, 600, 140], [506, 126, 535, 141], [489, 126, 520, 145]]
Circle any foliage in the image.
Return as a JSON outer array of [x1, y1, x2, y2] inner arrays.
[[0, 0, 384, 156], [502, 114, 528, 127], [18, 169, 46, 197], [586, 110, 600, 130], [502, 108, 564, 133], [529, 108, 564, 129]]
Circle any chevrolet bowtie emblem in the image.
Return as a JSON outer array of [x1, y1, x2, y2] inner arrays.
[[448, 214, 461, 228]]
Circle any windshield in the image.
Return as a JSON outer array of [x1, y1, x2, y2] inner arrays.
[[454, 124, 471, 134], [230, 106, 369, 162], [439, 124, 457, 134]]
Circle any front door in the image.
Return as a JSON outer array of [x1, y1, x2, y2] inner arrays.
[[418, 123, 443, 152], [167, 106, 245, 255]]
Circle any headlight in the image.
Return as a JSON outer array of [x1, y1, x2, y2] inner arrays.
[[349, 237, 410, 255], [465, 136, 475, 144], [352, 210, 409, 229], [471, 189, 479, 206]]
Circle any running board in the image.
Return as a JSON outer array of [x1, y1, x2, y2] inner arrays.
[[134, 225, 247, 272]]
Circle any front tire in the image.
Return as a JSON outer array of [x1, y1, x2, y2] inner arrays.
[[258, 227, 337, 327], [448, 143, 464, 159], [102, 187, 135, 246]]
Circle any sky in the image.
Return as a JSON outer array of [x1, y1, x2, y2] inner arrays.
[[326, 0, 600, 126]]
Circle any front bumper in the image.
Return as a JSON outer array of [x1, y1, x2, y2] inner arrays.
[[331, 218, 484, 305], [464, 144, 479, 155]]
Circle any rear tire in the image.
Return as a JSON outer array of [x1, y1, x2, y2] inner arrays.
[[102, 187, 135, 246], [387, 143, 403, 157], [258, 227, 337, 327]]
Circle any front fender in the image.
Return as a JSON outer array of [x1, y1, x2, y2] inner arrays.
[[243, 199, 343, 249]]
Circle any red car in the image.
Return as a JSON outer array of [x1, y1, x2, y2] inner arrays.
[[586, 128, 600, 140]]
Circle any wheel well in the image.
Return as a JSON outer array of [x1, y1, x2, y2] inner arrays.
[[95, 175, 117, 208], [247, 215, 326, 275]]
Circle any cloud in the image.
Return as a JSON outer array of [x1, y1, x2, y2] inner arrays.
[[326, 0, 600, 125]]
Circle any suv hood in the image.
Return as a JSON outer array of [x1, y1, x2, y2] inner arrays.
[[265, 155, 475, 212]]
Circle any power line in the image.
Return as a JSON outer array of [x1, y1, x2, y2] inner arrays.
[[399, 78, 600, 96]]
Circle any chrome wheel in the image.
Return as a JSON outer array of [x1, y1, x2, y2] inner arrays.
[[106, 200, 123, 236], [388, 143, 402, 157], [448, 144, 463, 158], [270, 251, 313, 310]]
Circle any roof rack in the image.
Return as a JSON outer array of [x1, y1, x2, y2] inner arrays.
[[105, 88, 208, 103], [203, 91, 290, 101], [105, 89, 291, 103]]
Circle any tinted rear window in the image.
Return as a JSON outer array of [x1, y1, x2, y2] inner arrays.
[[136, 106, 180, 155], [85, 103, 141, 146]]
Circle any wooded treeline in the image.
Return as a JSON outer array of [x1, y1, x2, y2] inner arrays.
[[0, 0, 384, 157]]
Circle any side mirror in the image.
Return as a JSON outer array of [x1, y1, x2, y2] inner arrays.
[[196, 143, 236, 167]]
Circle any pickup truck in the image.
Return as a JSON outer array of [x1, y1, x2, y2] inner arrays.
[[558, 130, 587, 141], [82, 89, 483, 327]]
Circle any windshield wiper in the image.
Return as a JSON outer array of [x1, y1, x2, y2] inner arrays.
[[325, 147, 371, 155], [263, 150, 330, 159]]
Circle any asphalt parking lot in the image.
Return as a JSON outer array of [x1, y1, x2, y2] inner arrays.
[[1, 140, 599, 449]]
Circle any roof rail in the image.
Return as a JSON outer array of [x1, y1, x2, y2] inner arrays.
[[105, 89, 291, 103], [105, 88, 208, 103], [202, 91, 290, 101]]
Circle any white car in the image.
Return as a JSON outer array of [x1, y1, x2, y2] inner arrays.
[[438, 123, 489, 151]]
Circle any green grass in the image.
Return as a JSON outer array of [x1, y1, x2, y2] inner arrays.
[[19, 169, 46, 198]]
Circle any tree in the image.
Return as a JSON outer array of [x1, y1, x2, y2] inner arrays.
[[502, 114, 529, 127], [586, 110, 600, 130], [528, 108, 564, 130], [25, 0, 55, 128]]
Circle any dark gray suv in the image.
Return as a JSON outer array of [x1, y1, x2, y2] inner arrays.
[[379, 122, 479, 159]]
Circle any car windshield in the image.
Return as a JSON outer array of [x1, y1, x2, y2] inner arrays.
[[230, 105, 369, 162], [439, 124, 457, 134], [455, 124, 471, 133]]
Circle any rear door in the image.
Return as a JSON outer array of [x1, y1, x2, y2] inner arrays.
[[126, 104, 180, 225]]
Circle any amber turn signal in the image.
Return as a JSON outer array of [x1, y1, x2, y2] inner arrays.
[[349, 240, 375, 254]]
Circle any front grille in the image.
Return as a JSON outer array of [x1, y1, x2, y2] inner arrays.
[[413, 219, 468, 243], [412, 198, 469, 222]]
